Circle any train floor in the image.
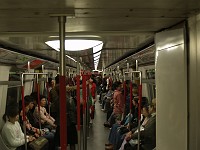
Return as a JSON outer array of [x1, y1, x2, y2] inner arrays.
[[86, 101, 109, 150], [57, 97, 110, 150]]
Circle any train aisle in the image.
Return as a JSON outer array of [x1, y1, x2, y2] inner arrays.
[[87, 100, 109, 150]]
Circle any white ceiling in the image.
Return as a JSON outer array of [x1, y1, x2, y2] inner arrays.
[[0, 0, 199, 70]]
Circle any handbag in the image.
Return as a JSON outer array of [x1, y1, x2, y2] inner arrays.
[[28, 136, 49, 150]]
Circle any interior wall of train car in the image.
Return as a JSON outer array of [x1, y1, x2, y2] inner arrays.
[[188, 13, 200, 150], [0, 66, 11, 129], [155, 28, 187, 150], [138, 65, 155, 101]]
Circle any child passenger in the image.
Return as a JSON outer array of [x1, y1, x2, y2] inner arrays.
[[1, 105, 35, 150]]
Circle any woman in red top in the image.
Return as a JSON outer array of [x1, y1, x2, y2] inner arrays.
[[104, 81, 124, 127], [89, 75, 96, 124]]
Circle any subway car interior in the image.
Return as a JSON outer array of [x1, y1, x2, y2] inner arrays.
[[0, 0, 200, 150]]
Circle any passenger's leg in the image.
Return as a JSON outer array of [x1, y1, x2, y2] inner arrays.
[[108, 124, 121, 144], [70, 144, 75, 150]]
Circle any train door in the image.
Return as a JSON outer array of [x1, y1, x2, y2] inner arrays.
[[155, 28, 188, 150]]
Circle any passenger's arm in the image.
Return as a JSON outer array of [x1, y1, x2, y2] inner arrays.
[[106, 78, 109, 90], [91, 84, 96, 99], [118, 93, 124, 113], [132, 130, 145, 139], [39, 107, 55, 126], [3, 124, 26, 147]]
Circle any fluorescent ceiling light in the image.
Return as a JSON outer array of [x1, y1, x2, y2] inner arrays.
[[93, 44, 103, 70], [94, 55, 100, 61], [66, 55, 77, 62], [94, 54, 100, 58], [45, 37, 103, 70], [94, 56, 100, 60], [45, 39, 103, 51], [92, 69, 102, 72], [94, 52, 101, 58]]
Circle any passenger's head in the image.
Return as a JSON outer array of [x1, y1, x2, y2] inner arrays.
[[89, 74, 96, 84], [30, 92, 38, 105], [48, 77, 55, 87], [55, 75, 59, 84], [24, 95, 34, 111], [113, 81, 122, 91], [142, 104, 150, 117], [48, 77, 53, 85], [3, 106, 19, 122], [39, 95, 47, 107], [149, 98, 156, 114], [132, 97, 139, 106], [141, 97, 148, 108], [132, 83, 138, 94]]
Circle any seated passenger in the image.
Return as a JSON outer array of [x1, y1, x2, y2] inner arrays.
[[124, 99, 156, 150], [101, 86, 114, 111], [20, 95, 55, 150], [33, 95, 56, 129], [1, 105, 35, 150], [21, 95, 38, 128], [119, 104, 150, 150], [105, 97, 148, 150]]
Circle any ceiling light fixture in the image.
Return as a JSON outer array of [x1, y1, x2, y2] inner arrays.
[[93, 43, 103, 70], [45, 36, 103, 69], [66, 55, 77, 62], [45, 36, 103, 51]]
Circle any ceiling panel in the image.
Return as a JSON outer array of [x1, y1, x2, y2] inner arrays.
[[0, 0, 199, 70]]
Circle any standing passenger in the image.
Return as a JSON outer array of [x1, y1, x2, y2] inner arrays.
[[88, 75, 97, 124], [104, 81, 124, 127], [53, 75, 78, 150]]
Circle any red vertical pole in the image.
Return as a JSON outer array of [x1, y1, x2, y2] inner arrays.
[[21, 86, 26, 122], [58, 15, 67, 150], [123, 81, 126, 105], [36, 78, 41, 130], [46, 81, 51, 114], [76, 75, 81, 131], [60, 76, 67, 149], [137, 81, 142, 150], [123, 81, 126, 119], [130, 81, 133, 111], [82, 74, 87, 150], [138, 84, 142, 120], [36, 80, 41, 109], [82, 75, 87, 113], [21, 78, 28, 150]]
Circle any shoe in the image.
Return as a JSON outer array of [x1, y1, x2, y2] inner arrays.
[[104, 122, 111, 128], [105, 145, 113, 150], [105, 143, 112, 146], [102, 109, 107, 113]]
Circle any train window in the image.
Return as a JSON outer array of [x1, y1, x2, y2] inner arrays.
[[146, 69, 156, 101], [146, 69, 155, 79], [6, 73, 21, 106]]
